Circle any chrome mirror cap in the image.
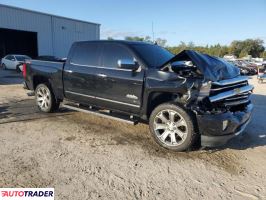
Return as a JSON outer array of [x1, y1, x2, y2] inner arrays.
[[118, 59, 138, 71]]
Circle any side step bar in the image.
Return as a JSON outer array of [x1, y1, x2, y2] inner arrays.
[[62, 103, 138, 125]]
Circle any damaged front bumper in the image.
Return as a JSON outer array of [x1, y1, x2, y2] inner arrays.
[[197, 104, 253, 147]]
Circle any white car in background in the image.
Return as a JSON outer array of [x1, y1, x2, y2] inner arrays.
[[1, 54, 31, 72]]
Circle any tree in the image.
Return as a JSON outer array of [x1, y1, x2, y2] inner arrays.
[[229, 39, 265, 58], [187, 41, 195, 48], [124, 36, 168, 47], [123, 36, 264, 59], [125, 36, 146, 42], [144, 36, 152, 43], [261, 51, 266, 59], [155, 38, 167, 47]]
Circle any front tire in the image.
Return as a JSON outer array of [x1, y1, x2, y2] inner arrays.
[[149, 103, 198, 151], [35, 84, 59, 113]]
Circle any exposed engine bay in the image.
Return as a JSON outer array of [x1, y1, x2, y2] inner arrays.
[[159, 50, 253, 115], [161, 60, 203, 79]]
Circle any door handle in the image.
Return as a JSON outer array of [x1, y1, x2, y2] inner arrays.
[[65, 70, 73, 73], [97, 73, 107, 78]]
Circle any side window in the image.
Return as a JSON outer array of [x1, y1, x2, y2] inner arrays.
[[102, 44, 134, 68], [71, 43, 100, 66], [5, 56, 12, 60]]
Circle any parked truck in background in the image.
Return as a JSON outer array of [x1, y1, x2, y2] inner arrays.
[[23, 40, 254, 151]]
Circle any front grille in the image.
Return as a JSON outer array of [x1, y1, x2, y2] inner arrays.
[[209, 77, 253, 108]]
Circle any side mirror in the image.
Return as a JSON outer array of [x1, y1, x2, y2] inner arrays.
[[118, 59, 139, 71], [11, 59, 15, 61]]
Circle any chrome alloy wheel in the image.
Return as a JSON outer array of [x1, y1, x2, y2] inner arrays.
[[153, 109, 188, 147], [36, 86, 51, 110]]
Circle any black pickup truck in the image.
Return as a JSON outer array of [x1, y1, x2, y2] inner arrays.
[[23, 40, 253, 151]]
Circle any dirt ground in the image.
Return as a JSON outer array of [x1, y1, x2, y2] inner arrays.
[[0, 69, 265, 200]]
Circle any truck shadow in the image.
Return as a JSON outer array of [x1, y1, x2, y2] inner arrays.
[[0, 105, 10, 119], [0, 68, 24, 85], [0, 99, 72, 124]]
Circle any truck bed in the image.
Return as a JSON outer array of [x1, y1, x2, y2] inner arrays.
[[24, 60, 65, 100]]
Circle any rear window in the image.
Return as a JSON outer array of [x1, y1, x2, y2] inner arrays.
[[5, 55, 14, 60], [71, 43, 100, 66], [15, 56, 31, 61], [131, 44, 174, 68]]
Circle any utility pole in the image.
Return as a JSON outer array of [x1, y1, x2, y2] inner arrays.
[[152, 21, 155, 43]]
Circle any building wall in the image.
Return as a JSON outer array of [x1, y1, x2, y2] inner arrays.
[[52, 17, 100, 58], [0, 5, 53, 56], [0, 4, 100, 58]]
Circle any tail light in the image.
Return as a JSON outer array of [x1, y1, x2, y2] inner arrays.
[[22, 63, 27, 78]]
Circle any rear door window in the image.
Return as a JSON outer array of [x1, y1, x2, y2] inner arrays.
[[101, 44, 134, 68], [15, 56, 28, 61], [71, 43, 100, 66], [5, 55, 13, 60]]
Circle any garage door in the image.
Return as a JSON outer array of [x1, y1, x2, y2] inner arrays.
[[0, 28, 38, 59]]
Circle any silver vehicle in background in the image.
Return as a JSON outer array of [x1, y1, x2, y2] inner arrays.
[[1, 54, 31, 72]]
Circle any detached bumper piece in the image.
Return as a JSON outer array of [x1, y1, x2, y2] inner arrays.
[[198, 104, 253, 147]]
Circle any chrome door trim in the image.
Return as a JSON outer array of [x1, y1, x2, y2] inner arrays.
[[65, 91, 140, 108], [97, 73, 107, 78], [69, 62, 140, 72]]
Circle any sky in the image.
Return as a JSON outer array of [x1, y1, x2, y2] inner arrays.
[[0, 0, 265, 46]]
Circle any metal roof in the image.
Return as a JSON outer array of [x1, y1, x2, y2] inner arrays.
[[0, 3, 101, 26]]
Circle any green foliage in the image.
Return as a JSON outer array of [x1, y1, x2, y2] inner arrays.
[[125, 36, 152, 42], [123, 36, 265, 58], [261, 51, 266, 59], [167, 39, 264, 58], [167, 42, 229, 57], [229, 39, 265, 57], [124, 36, 167, 47]]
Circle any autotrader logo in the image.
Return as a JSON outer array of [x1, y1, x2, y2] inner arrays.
[[0, 188, 54, 200]]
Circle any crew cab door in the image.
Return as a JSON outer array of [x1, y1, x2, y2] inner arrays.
[[94, 43, 144, 113], [63, 42, 103, 105]]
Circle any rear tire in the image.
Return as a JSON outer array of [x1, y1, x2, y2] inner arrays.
[[2, 64, 6, 70], [35, 84, 59, 113], [149, 103, 198, 151]]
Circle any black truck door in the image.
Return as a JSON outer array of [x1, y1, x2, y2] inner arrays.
[[93, 43, 144, 114], [63, 42, 103, 105]]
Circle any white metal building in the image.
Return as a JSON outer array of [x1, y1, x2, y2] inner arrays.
[[0, 4, 100, 58]]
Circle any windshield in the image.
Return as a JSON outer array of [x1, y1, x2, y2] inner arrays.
[[131, 44, 174, 68], [15, 55, 31, 61]]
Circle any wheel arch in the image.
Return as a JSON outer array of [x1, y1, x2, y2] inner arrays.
[[145, 91, 182, 120], [32, 75, 50, 90]]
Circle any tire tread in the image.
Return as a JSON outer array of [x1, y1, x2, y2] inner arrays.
[[149, 103, 198, 151]]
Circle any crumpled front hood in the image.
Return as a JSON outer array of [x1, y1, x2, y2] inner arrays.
[[161, 50, 240, 82]]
